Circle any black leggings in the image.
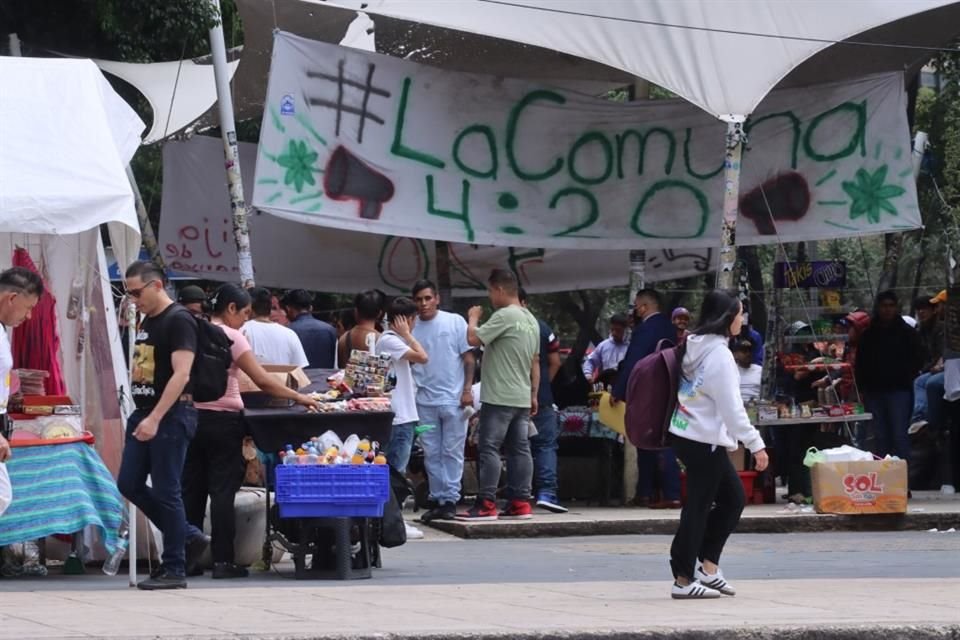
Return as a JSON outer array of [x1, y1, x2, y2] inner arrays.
[[182, 410, 246, 564], [669, 436, 746, 581]]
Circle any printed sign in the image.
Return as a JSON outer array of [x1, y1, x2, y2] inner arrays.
[[253, 32, 920, 250], [773, 261, 847, 289]]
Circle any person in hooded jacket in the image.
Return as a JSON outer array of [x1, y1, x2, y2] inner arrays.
[[666, 290, 769, 600], [854, 290, 922, 462]]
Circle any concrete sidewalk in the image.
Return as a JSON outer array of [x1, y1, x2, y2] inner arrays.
[[0, 576, 957, 639], [424, 492, 960, 538]]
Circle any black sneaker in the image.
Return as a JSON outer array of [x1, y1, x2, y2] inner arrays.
[[137, 571, 187, 590], [185, 533, 210, 576], [212, 563, 249, 579], [420, 502, 457, 523]]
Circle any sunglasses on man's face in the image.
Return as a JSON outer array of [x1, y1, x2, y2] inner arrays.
[[126, 280, 158, 299]]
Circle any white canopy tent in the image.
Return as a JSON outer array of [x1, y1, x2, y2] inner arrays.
[[0, 54, 142, 490]]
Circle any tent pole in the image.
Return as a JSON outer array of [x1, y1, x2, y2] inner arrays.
[[125, 300, 138, 587], [435, 240, 453, 310], [717, 117, 746, 291], [207, 0, 255, 287], [622, 249, 646, 504], [125, 166, 165, 269], [7, 33, 21, 56]]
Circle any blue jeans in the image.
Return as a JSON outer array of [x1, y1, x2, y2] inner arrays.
[[865, 390, 913, 462], [477, 403, 533, 501], [926, 372, 947, 430], [385, 421, 416, 475], [637, 448, 682, 502], [530, 408, 559, 497], [912, 372, 933, 422], [117, 403, 198, 577], [417, 405, 468, 504]]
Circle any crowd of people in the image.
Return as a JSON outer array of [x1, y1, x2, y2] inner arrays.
[[112, 257, 960, 597]]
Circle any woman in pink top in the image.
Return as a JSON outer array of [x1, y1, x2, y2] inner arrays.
[[183, 284, 317, 579]]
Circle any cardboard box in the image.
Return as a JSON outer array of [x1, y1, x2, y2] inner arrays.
[[811, 459, 908, 515], [728, 445, 746, 471], [237, 365, 311, 395]]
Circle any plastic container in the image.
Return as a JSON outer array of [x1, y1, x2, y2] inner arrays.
[[275, 464, 390, 518]]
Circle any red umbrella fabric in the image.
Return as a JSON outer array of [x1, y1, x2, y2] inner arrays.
[[11, 248, 66, 396]]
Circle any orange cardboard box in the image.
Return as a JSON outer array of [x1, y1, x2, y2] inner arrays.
[[237, 365, 311, 394], [811, 459, 907, 515]]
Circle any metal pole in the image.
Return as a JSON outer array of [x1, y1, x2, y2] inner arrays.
[[435, 240, 453, 310], [125, 166, 165, 269], [717, 117, 746, 291], [207, 0, 255, 287], [125, 300, 138, 587]]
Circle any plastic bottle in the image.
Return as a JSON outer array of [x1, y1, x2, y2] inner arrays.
[[342, 434, 361, 458], [102, 524, 129, 576]]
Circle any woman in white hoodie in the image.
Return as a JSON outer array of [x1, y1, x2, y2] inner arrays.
[[667, 291, 769, 599]]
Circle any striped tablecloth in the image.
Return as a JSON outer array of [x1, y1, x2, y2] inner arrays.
[[0, 442, 123, 554]]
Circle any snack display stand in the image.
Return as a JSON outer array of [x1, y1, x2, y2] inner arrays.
[[244, 369, 394, 580]]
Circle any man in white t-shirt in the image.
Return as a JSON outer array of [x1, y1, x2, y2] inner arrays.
[[410, 280, 475, 522], [242, 287, 309, 368], [376, 297, 429, 475], [732, 338, 762, 403], [0, 268, 44, 464]]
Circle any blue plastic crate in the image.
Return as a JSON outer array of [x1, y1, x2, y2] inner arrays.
[[275, 464, 390, 519]]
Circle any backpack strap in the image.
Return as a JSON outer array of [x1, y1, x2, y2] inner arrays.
[[655, 338, 675, 352]]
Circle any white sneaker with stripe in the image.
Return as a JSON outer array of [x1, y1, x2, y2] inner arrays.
[[671, 580, 722, 599], [695, 564, 736, 596]]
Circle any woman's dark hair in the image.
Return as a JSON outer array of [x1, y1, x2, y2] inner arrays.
[[692, 290, 742, 337], [354, 289, 384, 322], [386, 296, 418, 322], [210, 283, 251, 316], [249, 287, 273, 317]]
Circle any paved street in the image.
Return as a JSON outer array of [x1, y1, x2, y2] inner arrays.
[[0, 530, 958, 638]]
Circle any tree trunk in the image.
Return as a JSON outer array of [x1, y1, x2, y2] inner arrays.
[[740, 245, 768, 334], [877, 233, 903, 293]]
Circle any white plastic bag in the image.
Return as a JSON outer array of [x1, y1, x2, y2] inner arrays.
[[819, 445, 874, 463], [0, 462, 11, 516]]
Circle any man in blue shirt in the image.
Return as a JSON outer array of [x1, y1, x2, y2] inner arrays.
[[411, 280, 475, 523], [281, 289, 337, 369], [519, 289, 566, 513], [611, 289, 682, 508]]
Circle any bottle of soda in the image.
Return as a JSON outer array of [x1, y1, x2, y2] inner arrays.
[[102, 525, 129, 576]]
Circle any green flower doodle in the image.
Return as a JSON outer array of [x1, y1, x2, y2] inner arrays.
[[277, 140, 318, 193], [841, 166, 906, 224]]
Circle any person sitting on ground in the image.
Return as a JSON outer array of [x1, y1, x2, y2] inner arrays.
[[582, 313, 629, 383], [242, 287, 309, 368], [282, 289, 337, 369], [337, 290, 383, 367]]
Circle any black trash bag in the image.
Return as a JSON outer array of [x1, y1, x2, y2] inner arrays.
[[379, 467, 410, 548]]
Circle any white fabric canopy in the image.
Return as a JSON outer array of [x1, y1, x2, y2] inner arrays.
[[96, 57, 239, 145], [320, 0, 958, 118], [0, 57, 144, 246]]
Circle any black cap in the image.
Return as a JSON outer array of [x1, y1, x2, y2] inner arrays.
[[177, 285, 206, 304]]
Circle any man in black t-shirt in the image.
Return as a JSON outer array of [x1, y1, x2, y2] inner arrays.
[[118, 261, 205, 590]]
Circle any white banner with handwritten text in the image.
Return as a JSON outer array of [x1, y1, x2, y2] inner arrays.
[[253, 32, 920, 250], [161, 137, 716, 294]]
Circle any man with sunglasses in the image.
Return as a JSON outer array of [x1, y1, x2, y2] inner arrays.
[[118, 261, 207, 590]]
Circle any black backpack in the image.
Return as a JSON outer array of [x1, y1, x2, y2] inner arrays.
[[191, 315, 234, 403]]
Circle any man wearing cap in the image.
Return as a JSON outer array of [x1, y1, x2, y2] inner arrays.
[[910, 294, 945, 433], [281, 289, 337, 369], [177, 285, 207, 317], [671, 307, 690, 345], [582, 313, 630, 382]]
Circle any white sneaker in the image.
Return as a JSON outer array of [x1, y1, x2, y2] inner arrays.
[[695, 564, 736, 596], [908, 420, 929, 435], [671, 580, 721, 599], [942, 485, 957, 495], [404, 522, 425, 540]]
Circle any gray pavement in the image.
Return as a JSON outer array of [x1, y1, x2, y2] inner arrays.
[[0, 531, 958, 638]]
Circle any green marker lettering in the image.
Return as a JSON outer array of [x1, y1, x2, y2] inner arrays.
[[506, 90, 565, 181], [391, 77, 446, 169]]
